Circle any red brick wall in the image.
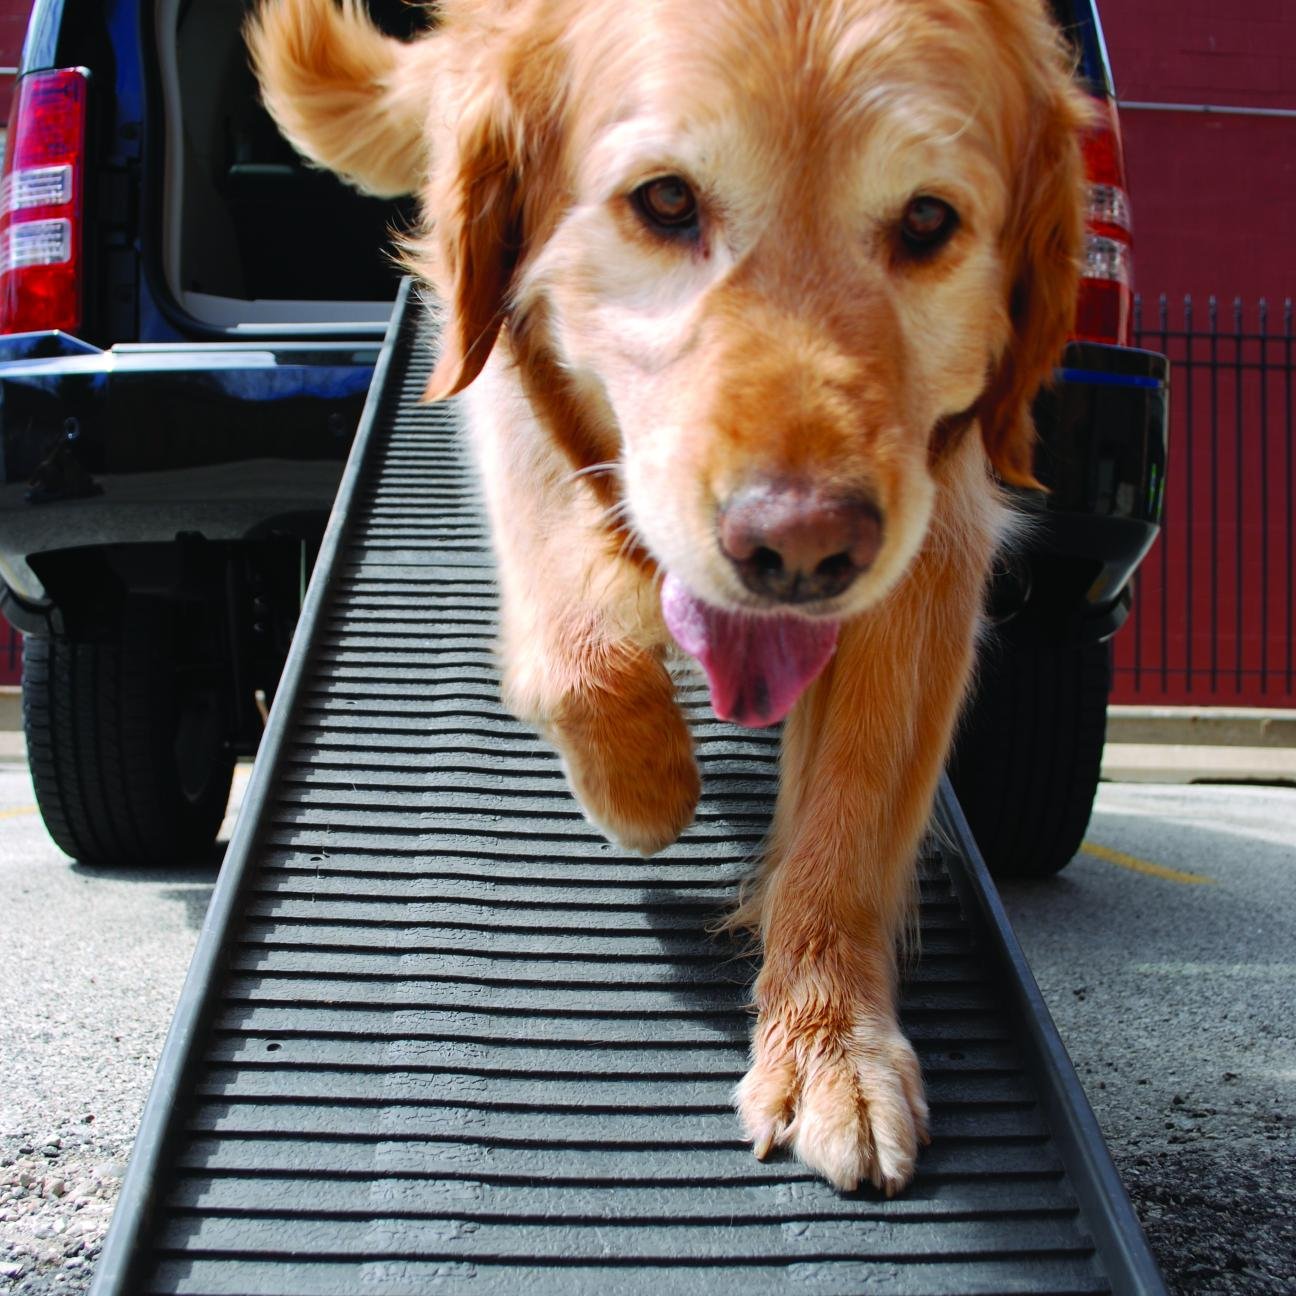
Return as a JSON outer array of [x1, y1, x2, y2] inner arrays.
[[1102, 2, 1296, 707], [0, 0, 32, 122], [1104, 0, 1295, 109], [1100, 0, 1296, 305]]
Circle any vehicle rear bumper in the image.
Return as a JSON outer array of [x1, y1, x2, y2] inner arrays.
[[0, 331, 377, 611], [1019, 340, 1169, 640], [0, 332, 1168, 639]]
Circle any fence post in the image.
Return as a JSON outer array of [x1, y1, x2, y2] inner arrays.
[[1259, 298, 1269, 693]]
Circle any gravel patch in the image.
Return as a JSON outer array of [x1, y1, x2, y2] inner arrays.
[[0, 763, 243, 1295], [1, 1128, 128, 1294]]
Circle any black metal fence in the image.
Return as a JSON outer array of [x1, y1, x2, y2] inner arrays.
[[1118, 293, 1295, 705]]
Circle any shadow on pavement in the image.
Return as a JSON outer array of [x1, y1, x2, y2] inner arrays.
[[68, 845, 225, 931]]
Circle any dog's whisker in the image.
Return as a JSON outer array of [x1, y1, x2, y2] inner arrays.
[[610, 522, 638, 560], [614, 531, 642, 565], [596, 498, 635, 529], [565, 460, 622, 486]]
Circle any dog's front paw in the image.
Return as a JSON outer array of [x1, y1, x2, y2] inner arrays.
[[560, 709, 699, 855], [548, 653, 699, 855], [735, 998, 929, 1195]]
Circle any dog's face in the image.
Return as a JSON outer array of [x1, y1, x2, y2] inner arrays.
[[417, 0, 1086, 625]]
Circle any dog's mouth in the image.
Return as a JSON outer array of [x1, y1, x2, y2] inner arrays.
[[661, 572, 839, 728]]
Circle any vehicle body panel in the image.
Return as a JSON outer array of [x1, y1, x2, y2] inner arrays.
[[0, 334, 374, 620]]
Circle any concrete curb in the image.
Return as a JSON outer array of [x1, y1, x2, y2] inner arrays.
[[1101, 742, 1296, 786], [1107, 705, 1296, 748], [0, 686, 18, 732], [4, 689, 1293, 737]]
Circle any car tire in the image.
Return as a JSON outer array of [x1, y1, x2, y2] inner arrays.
[[947, 625, 1110, 878], [22, 605, 235, 867]]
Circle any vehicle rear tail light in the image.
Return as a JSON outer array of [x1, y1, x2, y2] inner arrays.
[[1074, 96, 1133, 347], [0, 68, 88, 335]]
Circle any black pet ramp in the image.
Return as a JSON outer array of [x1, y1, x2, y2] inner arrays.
[[89, 280, 1165, 1296]]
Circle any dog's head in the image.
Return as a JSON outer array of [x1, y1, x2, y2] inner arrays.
[[252, 0, 1088, 720], [414, 0, 1085, 579]]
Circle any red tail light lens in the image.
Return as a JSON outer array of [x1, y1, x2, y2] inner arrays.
[[1074, 97, 1133, 347], [0, 68, 88, 335]]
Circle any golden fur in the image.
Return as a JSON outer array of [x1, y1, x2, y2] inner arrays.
[[248, 0, 1088, 1194]]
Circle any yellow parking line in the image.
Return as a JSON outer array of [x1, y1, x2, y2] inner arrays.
[[0, 804, 37, 820], [1081, 840, 1215, 886]]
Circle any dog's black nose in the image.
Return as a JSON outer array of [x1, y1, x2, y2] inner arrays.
[[718, 481, 883, 603]]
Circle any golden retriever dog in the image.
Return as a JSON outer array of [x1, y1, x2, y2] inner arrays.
[[247, 0, 1087, 1195]]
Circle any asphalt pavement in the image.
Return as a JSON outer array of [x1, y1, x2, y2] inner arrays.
[[0, 758, 1293, 1294], [1000, 782, 1296, 1293]]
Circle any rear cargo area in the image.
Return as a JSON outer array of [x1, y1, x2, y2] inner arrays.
[[158, 0, 422, 330]]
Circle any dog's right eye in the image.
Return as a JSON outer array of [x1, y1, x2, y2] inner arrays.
[[632, 176, 700, 238], [898, 195, 959, 256]]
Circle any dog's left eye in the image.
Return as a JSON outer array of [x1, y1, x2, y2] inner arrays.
[[900, 196, 958, 253], [632, 176, 700, 237]]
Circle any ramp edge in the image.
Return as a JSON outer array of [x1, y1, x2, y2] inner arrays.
[[88, 282, 416, 1296], [935, 777, 1167, 1296]]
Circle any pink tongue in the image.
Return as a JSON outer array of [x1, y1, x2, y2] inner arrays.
[[661, 572, 839, 728]]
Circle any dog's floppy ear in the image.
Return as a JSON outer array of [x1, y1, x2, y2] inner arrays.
[[420, 89, 526, 401], [417, 21, 570, 402], [975, 77, 1089, 490], [246, 0, 434, 198]]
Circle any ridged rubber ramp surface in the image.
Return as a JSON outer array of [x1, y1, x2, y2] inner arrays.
[[92, 287, 1161, 1295]]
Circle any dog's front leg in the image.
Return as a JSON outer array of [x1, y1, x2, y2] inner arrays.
[[507, 605, 700, 856], [734, 534, 989, 1195], [465, 368, 700, 856]]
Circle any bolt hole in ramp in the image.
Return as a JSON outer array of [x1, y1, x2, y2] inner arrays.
[[89, 283, 1164, 1296]]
